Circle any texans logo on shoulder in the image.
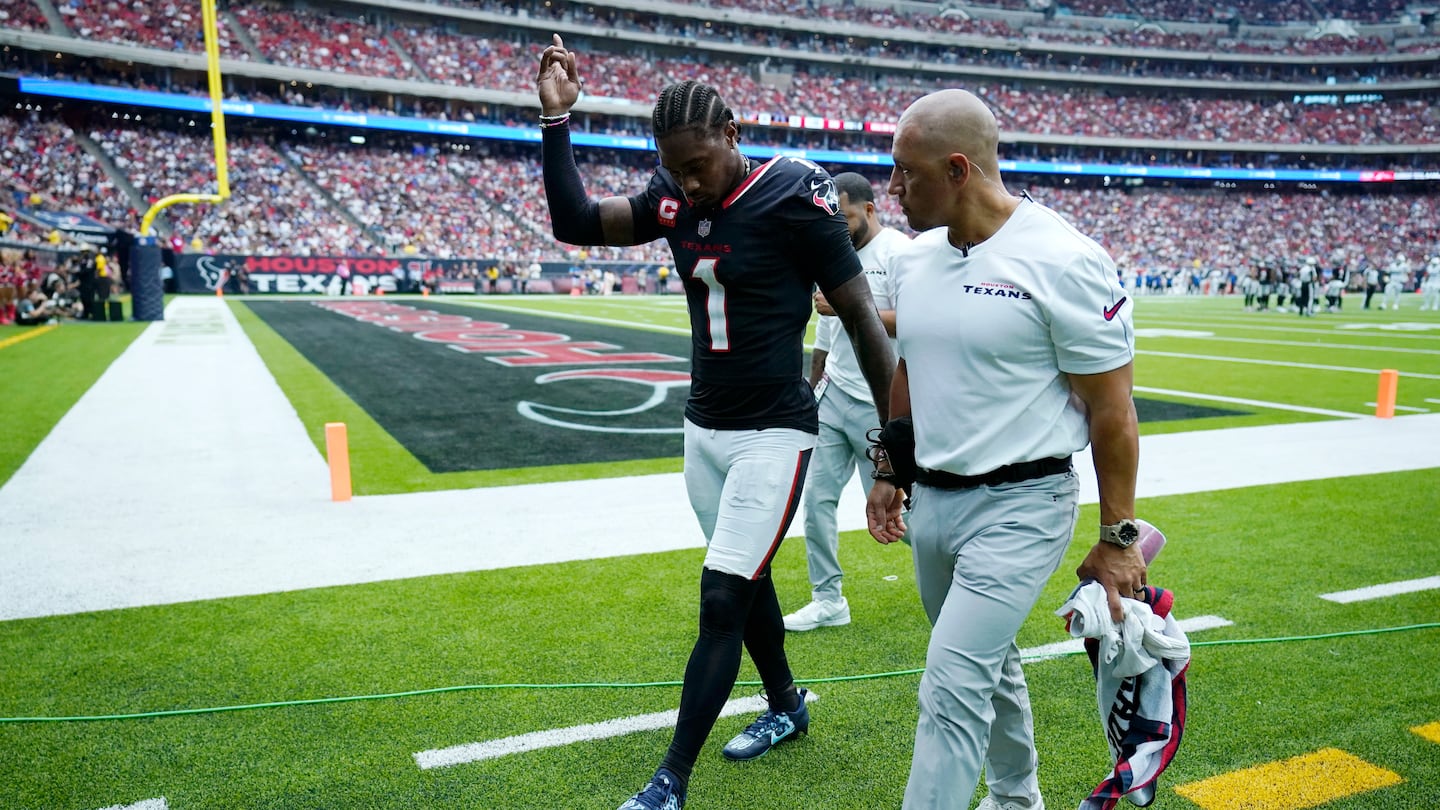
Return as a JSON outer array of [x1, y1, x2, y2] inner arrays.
[[809, 178, 839, 216]]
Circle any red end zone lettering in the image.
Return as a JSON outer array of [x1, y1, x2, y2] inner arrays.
[[415, 328, 570, 347], [310, 301, 684, 367], [484, 343, 681, 367]]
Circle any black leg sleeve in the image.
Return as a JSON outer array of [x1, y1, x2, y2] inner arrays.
[[541, 122, 606, 246], [661, 568, 761, 785], [744, 568, 799, 713]]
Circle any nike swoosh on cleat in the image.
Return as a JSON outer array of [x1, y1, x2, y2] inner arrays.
[[1103, 297, 1128, 321]]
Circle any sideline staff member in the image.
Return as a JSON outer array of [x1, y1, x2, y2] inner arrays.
[[867, 89, 1145, 810]]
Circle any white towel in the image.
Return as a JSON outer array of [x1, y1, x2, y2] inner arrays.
[[1057, 581, 1191, 810]]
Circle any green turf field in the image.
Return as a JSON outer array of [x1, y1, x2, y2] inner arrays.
[[1, 294, 1438, 810]]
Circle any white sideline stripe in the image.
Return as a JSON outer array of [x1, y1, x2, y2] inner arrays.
[[96, 800, 167, 810], [1136, 350, 1440, 380], [1139, 333, 1440, 356], [1319, 576, 1440, 604], [1021, 615, 1234, 663], [1426, 398, 1440, 405], [1364, 402, 1430, 413], [417, 614, 1235, 771], [1134, 386, 1365, 419], [415, 692, 816, 770], [1134, 316, 1440, 341]]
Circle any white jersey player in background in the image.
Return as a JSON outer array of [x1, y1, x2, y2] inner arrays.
[[784, 171, 910, 632]]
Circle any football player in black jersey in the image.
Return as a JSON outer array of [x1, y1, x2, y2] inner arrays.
[[537, 34, 895, 810]]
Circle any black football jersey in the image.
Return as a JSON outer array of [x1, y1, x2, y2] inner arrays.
[[629, 156, 864, 432]]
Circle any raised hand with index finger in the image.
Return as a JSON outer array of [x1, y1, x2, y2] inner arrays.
[[536, 33, 583, 117]]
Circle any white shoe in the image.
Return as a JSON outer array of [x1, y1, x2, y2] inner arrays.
[[783, 597, 850, 631], [977, 795, 1046, 810]]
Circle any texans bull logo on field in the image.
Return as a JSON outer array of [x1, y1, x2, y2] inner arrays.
[[518, 368, 690, 434]]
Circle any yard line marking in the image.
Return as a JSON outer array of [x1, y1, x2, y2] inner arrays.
[[1138, 334, 1440, 355], [1134, 386, 1365, 419], [1427, 398, 1440, 405], [1412, 721, 1440, 745], [416, 614, 1235, 770], [1175, 747, 1403, 810], [1363, 402, 1429, 413], [1137, 350, 1440, 380], [1021, 615, 1234, 663], [1134, 316, 1440, 341], [415, 692, 815, 769], [0, 323, 58, 350], [1319, 575, 1440, 604], [95, 800, 167, 810]]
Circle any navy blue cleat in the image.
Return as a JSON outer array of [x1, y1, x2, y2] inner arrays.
[[617, 767, 685, 810], [721, 689, 810, 761]]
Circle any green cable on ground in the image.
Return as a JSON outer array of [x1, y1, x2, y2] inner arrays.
[[2, 622, 1435, 725]]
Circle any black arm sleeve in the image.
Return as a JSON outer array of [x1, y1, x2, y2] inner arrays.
[[541, 123, 606, 246]]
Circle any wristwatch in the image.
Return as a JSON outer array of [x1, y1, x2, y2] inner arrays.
[[1100, 519, 1140, 549]]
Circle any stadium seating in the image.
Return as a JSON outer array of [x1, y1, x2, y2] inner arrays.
[[230, 1, 415, 77], [0, 111, 135, 229], [59, 0, 248, 54], [2, 0, 1437, 271], [0, 0, 49, 32]]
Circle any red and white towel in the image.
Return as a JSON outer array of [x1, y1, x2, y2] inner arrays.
[[1056, 581, 1190, 810]]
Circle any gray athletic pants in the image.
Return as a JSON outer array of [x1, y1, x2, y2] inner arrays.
[[801, 384, 875, 603], [902, 469, 1080, 810]]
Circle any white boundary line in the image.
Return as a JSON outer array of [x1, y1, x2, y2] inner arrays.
[[1134, 312, 1440, 336], [1363, 402, 1430, 413], [415, 692, 812, 770], [1139, 334, 1440, 355], [95, 800, 167, 810], [416, 614, 1236, 770], [1136, 350, 1440, 380], [1319, 576, 1440, 604], [1020, 615, 1234, 663], [1134, 386, 1366, 419]]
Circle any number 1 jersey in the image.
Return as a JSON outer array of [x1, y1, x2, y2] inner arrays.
[[629, 156, 864, 432]]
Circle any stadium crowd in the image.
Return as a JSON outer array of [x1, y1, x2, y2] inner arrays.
[[0, 0, 47, 32], [58, 0, 249, 55], [5, 108, 1435, 288], [230, 2, 417, 77], [4, 0, 1435, 66], [2, 0, 1436, 292]]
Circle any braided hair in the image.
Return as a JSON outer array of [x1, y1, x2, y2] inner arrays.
[[652, 80, 735, 140]]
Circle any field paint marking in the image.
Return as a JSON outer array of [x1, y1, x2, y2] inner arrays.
[[1363, 402, 1429, 413], [1137, 350, 1440, 380], [1174, 747, 1403, 810], [95, 800, 167, 810], [1319, 575, 1440, 604], [1412, 722, 1440, 745], [1134, 316, 1440, 341], [1021, 615, 1234, 663], [0, 323, 58, 350], [415, 692, 815, 770], [457, 300, 692, 337], [1427, 398, 1440, 405], [415, 614, 1234, 770], [420, 615, 1233, 769], [1134, 386, 1366, 419], [1140, 333, 1440, 356]]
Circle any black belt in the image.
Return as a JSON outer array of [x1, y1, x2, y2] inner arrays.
[[915, 456, 1072, 490]]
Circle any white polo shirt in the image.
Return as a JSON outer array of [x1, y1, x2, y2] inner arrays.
[[814, 226, 908, 403], [893, 198, 1134, 476]]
